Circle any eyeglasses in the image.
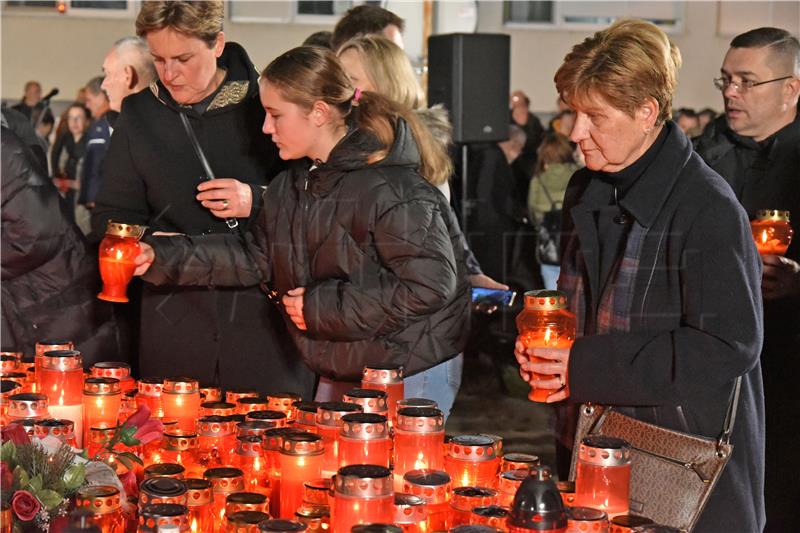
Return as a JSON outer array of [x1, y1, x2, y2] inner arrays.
[[713, 75, 794, 93]]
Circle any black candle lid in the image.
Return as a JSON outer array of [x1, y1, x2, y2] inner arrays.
[[508, 466, 567, 531]]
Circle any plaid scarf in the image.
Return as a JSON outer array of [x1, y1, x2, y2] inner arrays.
[[559, 220, 647, 336]]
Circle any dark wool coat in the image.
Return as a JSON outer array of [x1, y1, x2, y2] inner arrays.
[[1, 127, 122, 365], [143, 120, 471, 382], [561, 123, 765, 532], [91, 42, 314, 397]]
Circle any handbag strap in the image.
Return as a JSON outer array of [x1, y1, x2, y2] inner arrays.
[[179, 111, 239, 231], [718, 375, 742, 448]]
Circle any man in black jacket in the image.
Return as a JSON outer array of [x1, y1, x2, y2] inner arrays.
[[694, 27, 800, 532]]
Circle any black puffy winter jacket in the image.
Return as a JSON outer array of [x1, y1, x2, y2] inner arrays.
[[144, 120, 471, 381], [1, 126, 122, 363]]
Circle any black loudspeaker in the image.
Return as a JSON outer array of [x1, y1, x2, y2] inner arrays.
[[428, 33, 510, 144]]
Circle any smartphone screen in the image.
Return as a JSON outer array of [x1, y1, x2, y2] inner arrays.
[[471, 287, 517, 307]]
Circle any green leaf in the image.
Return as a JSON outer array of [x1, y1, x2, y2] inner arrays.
[[0, 440, 15, 462], [13, 465, 29, 488], [118, 426, 140, 447], [36, 489, 64, 510], [28, 474, 43, 492], [113, 453, 134, 472], [116, 451, 143, 467], [63, 463, 86, 490]]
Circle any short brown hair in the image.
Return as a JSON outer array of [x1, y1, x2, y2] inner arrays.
[[554, 18, 681, 125], [135, 1, 223, 47], [331, 5, 404, 51], [535, 132, 575, 177]]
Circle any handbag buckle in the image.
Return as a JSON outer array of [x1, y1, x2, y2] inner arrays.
[[226, 218, 239, 229]]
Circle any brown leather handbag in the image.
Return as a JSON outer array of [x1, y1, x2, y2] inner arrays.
[[568, 377, 742, 532]]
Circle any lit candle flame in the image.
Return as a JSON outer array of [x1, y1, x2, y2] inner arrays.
[[544, 326, 552, 346], [114, 249, 124, 261], [413, 452, 427, 470], [761, 229, 769, 244]]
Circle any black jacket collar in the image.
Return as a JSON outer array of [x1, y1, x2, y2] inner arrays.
[[293, 118, 421, 197], [573, 121, 691, 229]]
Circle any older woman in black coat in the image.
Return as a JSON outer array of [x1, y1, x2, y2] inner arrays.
[[91, 1, 313, 396], [515, 20, 764, 532]]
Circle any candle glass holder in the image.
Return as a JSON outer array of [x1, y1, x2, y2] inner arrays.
[[449, 487, 498, 527], [186, 478, 214, 533], [7, 392, 49, 422], [332, 465, 393, 532], [0, 381, 23, 424], [97, 221, 146, 303], [471, 505, 511, 529], [264, 428, 306, 518], [34, 339, 73, 392], [557, 480, 576, 507], [342, 389, 389, 417], [91, 362, 135, 393], [202, 401, 237, 417], [236, 397, 269, 416], [516, 290, 575, 402], [237, 420, 277, 439], [144, 463, 186, 480], [233, 435, 271, 496], [225, 492, 269, 515], [204, 467, 247, 532], [567, 506, 609, 533], [361, 364, 403, 424], [74, 485, 124, 533], [226, 511, 270, 533], [751, 210, 793, 256], [294, 504, 329, 533], [139, 477, 189, 512], [498, 469, 529, 508], [160, 431, 202, 478], [257, 520, 308, 532], [138, 503, 190, 533], [162, 378, 201, 433], [34, 418, 77, 447], [575, 437, 631, 518], [200, 386, 223, 403], [267, 393, 302, 423], [501, 453, 540, 473], [292, 402, 319, 433], [227, 390, 259, 405], [136, 377, 165, 418], [315, 401, 362, 477], [279, 432, 324, 520], [393, 407, 445, 491], [197, 416, 237, 471], [246, 410, 288, 429], [393, 493, 427, 533], [83, 378, 121, 446], [338, 412, 390, 469], [445, 435, 501, 489], [402, 469, 452, 532], [609, 515, 654, 533]]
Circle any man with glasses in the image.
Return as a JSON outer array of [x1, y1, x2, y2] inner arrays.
[[695, 27, 799, 533]]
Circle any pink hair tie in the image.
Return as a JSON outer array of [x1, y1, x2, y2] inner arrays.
[[352, 87, 362, 105]]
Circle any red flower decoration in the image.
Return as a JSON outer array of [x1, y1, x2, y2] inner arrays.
[[121, 404, 163, 445], [0, 423, 30, 445], [0, 461, 12, 489], [11, 490, 41, 521], [119, 469, 140, 500]]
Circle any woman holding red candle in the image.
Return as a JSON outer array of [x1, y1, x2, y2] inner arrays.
[[133, 46, 470, 402], [90, 0, 313, 399], [514, 20, 765, 533]]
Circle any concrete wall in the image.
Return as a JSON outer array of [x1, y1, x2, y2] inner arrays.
[[2, 1, 799, 113]]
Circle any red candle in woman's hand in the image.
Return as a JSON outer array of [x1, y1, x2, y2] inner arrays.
[[98, 221, 146, 303]]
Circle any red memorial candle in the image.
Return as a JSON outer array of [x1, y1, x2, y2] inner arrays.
[[315, 401, 362, 478], [361, 364, 403, 425], [332, 465, 393, 532], [402, 469, 452, 532], [445, 435, 501, 489], [393, 407, 445, 491], [338, 412, 390, 469], [279, 433, 324, 520], [74, 485, 125, 533], [97, 221, 145, 303], [574, 437, 632, 519], [752, 209, 793, 256], [516, 290, 575, 402]]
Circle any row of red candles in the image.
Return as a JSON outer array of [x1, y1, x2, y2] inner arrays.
[[1, 344, 637, 533]]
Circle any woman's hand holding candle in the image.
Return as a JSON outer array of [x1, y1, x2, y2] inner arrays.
[[514, 339, 570, 403], [282, 287, 307, 330], [133, 242, 155, 276], [762, 254, 800, 301]]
